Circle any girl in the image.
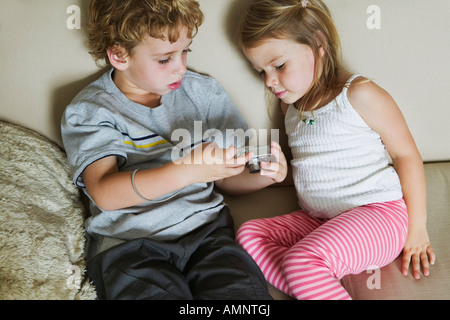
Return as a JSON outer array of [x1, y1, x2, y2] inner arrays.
[[236, 0, 435, 300]]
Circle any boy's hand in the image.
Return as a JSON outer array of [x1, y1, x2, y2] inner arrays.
[[258, 141, 288, 183], [181, 143, 250, 183]]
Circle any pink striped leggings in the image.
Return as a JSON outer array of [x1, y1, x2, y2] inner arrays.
[[236, 199, 408, 300]]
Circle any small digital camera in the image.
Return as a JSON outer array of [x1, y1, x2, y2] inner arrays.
[[236, 145, 276, 174]]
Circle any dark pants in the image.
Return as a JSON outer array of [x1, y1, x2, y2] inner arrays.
[[87, 207, 272, 300]]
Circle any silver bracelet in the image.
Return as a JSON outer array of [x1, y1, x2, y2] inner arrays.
[[131, 169, 185, 204], [131, 169, 152, 202]]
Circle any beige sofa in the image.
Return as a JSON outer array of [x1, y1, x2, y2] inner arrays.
[[1, 0, 449, 300]]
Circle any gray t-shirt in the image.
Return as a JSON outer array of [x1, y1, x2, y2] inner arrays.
[[61, 69, 250, 257]]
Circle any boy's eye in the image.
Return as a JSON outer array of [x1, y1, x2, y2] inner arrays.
[[258, 70, 265, 77], [158, 49, 191, 65]]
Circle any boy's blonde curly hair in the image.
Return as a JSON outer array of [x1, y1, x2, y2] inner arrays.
[[86, 0, 204, 66]]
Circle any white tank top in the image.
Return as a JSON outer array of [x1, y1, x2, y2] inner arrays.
[[285, 75, 403, 219]]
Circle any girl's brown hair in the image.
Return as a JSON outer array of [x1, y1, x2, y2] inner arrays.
[[86, 0, 204, 66], [240, 0, 344, 113]]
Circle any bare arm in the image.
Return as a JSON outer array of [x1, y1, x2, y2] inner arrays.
[[215, 141, 288, 195], [82, 143, 250, 211], [348, 78, 435, 278]]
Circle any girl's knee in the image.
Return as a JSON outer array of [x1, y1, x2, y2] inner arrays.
[[236, 220, 266, 243], [282, 245, 334, 272]]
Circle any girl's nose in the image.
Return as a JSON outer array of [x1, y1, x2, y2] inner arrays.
[[265, 72, 278, 88]]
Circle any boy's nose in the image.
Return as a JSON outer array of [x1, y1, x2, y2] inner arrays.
[[174, 56, 187, 76]]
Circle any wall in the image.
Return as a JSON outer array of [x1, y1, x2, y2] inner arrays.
[[1, 0, 449, 161]]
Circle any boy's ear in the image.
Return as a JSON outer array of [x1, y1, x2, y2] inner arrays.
[[107, 45, 129, 71]]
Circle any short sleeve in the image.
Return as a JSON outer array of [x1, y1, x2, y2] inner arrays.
[[61, 101, 127, 188], [182, 74, 252, 148]]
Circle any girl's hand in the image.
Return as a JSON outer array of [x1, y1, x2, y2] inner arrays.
[[401, 225, 436, 279], [259, 141, 288, 183]]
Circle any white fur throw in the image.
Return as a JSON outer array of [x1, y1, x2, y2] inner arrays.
[[0, 121, 96, 300]]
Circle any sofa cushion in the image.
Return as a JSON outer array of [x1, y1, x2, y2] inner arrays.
[[225, 162, 450, 300], [341, 162, 450, 300]]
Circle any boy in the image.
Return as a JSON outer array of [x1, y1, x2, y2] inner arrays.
[[61, 0, 286, 299]]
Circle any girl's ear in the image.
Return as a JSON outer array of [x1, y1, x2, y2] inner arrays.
[[107, 45, 129, 71], [315, 30, 327, 57]]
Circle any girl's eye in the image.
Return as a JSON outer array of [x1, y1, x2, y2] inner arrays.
[[159, 57, 171, 65], [258, 70, 265, 77], [183, 48, 192, 55], [276, 63, 286, 71]]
